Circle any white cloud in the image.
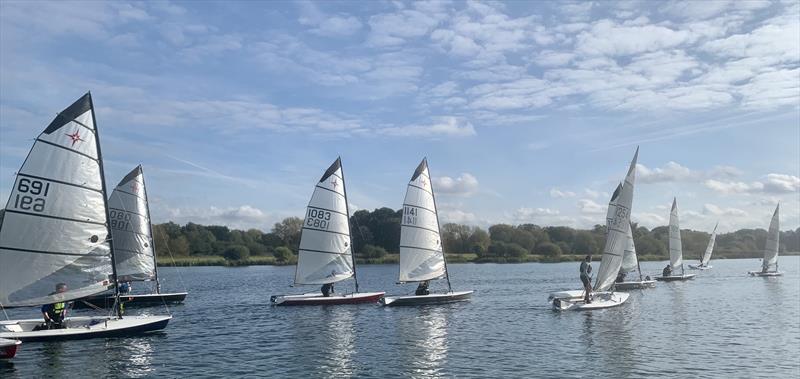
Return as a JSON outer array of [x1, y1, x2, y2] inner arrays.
[[378, 117, 476, 137], [164, 205, 273, 230], [433, 173, 479, 195], [763, 174, 800, 193], [704, 174, 800, 194], [702, 203, 747, 217], [439, 209, 478, 224], [578, 199, 606, 214], [637, 161, 698, 183], [297, 1, 362, 36], [550, 188, 576, 198]]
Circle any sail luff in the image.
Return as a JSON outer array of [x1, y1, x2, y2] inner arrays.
[[668, 198, 683, 273], [594, 147, 637, 292], [701, 222, 718, 266], [425, 158, 452, 292], [0, 93, 115, 307], [763, 204, 780, 271]]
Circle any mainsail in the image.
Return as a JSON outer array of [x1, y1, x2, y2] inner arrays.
[[398, 158, 447, 283], [294, 158, 355, 285], [594, 148, 638, 292], [0, 93, 114, 307], [108, 165, 157, 283], [668, 198, 683, 273], [762, 204, 780, 272], [700, 223, 718, 266]]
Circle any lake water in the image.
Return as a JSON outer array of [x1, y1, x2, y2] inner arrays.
[[2, 257, 799, 378]]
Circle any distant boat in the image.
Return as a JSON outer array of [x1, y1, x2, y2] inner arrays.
[[270, 158, 384, 305], [614, 222, 656, 290], [0, 93, 170, 341], [655, 198, 696, 281], [72, 165, 187, 309], [381, 158, 473, 306], [551, 147, 638, 311], [0, 338, 21, 359], [749, 204, 783, 277], [689, 223, 718, 270]]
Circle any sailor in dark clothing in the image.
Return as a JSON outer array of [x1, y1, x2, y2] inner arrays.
[[580, 255, 593, 304], [663, 264, 673, 277], [41, 283, 69, 329], [321, 283, 334, 297], [415, 280, 430, 296], [616, 271, 626, 283]]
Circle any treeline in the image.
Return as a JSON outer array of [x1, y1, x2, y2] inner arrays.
[[144, 207, 800, 264], [1, 208, 795, 264]]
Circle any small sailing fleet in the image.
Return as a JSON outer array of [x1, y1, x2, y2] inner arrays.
[[0, 93, 172, 344]]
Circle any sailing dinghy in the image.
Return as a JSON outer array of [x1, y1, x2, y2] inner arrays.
[[0, 93, 171, 342], [0, 338, 21, 359], [613, 222, 656, 290], [749, 204, 783, 277], [270, 158, 384, 305], [689, 223, 717, 270], [551, 148, 638, 311], [655, 199, 696, 281], [381, 159, 473, 306], [72, 166, 187, 309]]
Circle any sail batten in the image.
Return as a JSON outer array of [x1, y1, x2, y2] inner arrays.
[[594, 148, 638, 292], [294, 158, 355, 285], [399, 159, 447, 283], [0, 93, 114, 307]]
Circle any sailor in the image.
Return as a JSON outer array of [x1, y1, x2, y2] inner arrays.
[[580, 255, 592, 304], [41, 283, 69, 329], [663, 264, 672, 277], [321, 283, 334, 297], [415, 280, 430, 296], [119, 281, 131, 294], [616, 271, 626, 283]]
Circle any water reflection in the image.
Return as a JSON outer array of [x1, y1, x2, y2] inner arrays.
[[319, 307, 355, 378], [394, 306, 449, 379], [40, 342, 66, 377], [103, 337, 156, 377], [286, 306, 357, 378]]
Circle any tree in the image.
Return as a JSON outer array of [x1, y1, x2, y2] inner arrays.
[[272, 217, 303, 251], [468, 228, 490, 255], [274, 246, 293, 262], [573, 232, 598, 255], [489, 224, 515, 243], [167, 235, 190, 256], [360, 244, 387, 258], [223, 245, 250, 261], [537, 242, 562, 258]]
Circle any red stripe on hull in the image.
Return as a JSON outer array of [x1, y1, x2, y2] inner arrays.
[[1, 344, 18, 359], [278, 293, 384, 306]]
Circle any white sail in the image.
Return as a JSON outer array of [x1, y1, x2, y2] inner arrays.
[[668, 198, 683, 271], [594, 148, 637, 292], [294, 158, 354, 285], [700, 223, 718, 266], [399, 158, 446, 282], [605, 183, 622, 235], [108, 166, 157, 282], [621, 222, 638, 273], [763, 204, 780, 271], [0, 93, 114, 307]]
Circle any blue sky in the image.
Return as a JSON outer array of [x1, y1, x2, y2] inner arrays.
[[1, 0, 798, 233]]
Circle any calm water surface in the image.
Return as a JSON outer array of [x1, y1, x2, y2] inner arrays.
[[2, 257, 799, 378]]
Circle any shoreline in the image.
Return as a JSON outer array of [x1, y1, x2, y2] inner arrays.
[[156, 252, 800, 267]]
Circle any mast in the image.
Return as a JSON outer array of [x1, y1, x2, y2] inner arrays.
[[338, 157, 359, 293], [140, 165, 160, 293], [89, 92, 122, 318], [426, 158, 453, 293], [632, 222, 644, 281]]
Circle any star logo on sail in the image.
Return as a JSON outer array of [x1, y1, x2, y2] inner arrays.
[[331, 179, 339, 189], [130, 182, 139, 194], [65, 130, 84, 147], [420, 178, 428, 187]]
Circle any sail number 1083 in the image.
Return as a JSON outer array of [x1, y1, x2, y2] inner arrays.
[[14, 178, 50, 212], [306, 209, 331, 230]]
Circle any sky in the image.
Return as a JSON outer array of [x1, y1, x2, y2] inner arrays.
[[0, 0, 798, 234]]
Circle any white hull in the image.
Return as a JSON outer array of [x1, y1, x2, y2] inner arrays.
[[748, 271, 783, 277], [0, 315, 171, 342], [547, 289, 585, 301], [381, 290, 473, 306], [613, 280, 656, 290], [655, 274, 696, 281], [688, 264, 712, 270], [552, 291, 629, 311], [270, 291, 385, 305]]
